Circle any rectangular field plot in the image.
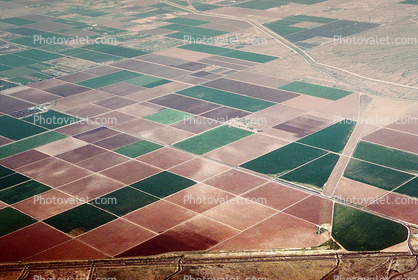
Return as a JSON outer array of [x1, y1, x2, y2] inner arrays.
[[263, 23, 306, 36], [279, 153, 339, 191], [279, 81, 353, 101], [91, 187, 159, 216], [0, 173, 30, 191], [343, 158, 414, 191], [0, 207, 36, 237], [22, 110, 80, 129], [0, 17, 36, 26], [164, 17, 209, 26], [176, 86, 276, 112], [173, 125, 253, 155], [125, 75, 171, 88], [178, 44, 230, 55], [0, 54, 38, 67], [77, 70, 142, 89], [286, 15, 337, 23], [0, 131, 67, 159], [0, 116, 47, 141], [14, 49, 63, 62], [44, 204, 117, 237], [0, 180, 51, 204], [82, 44, 148, 58], [234, 0, 288, 10], [219, 50, 278, 63], [114, 140, 163, 158], [131, 171, 196, 198], [353, 141, 418, 174], [143, 109, 192, 125], [240, 142, 327, 177], [72, 50, 123, 63], [297, 121, 356, 153], [332, 203, 408, 251]]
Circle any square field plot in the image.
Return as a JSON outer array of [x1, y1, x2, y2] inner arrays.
[[174, 125, 253, 155], [0, 207, 36, 237], [240, 142, 327, 177], [91, 187, 159, 216], [279, 81, 353, 101], [0, 115, 47, 140], [131, 171, 196, 198], [143, 109, 192, 125], [44, 203, 117, 237], [114, 140, 163, 158], [177, 86, 276, 112]]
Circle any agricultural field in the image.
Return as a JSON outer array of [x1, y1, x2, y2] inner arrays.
[[0, 0, 417, 275]]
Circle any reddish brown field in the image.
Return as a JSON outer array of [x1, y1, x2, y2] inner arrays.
[[77, 218, 156, 256], [362, 128, 418, 154], [169, 157, 231, 182], [136, 147, 196, 169], [100, 160, 161, 185], [283, 195, 334, 226], [210, 212, 328, 251]]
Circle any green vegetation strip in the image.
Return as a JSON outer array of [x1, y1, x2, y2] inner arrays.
[[395, 177, 418, 199], [0, 180, 51, 204], [343, 158, 414, 191], [332, 203, 408, 251], [0, 115, 47, 141], [297, 121, 356, 154], [0, 131, 67, 159], [143, 109, 192, 125], [78, 70, 142, 89], [174, 125, 253, 155], [177, 86, 276, 112], [241, 142, 327, 177], [279, 81, 353, 101], [353, 141, 418, 174]]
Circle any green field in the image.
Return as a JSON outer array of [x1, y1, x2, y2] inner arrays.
[[178, 44, 230, 55], [0, 207, 36, 237], [332, 203, 408, 251], [193, 3, 219, 11], [263, 23, 306, 36], [0, 54, 38, 67], [181, 27, 227, 37], [0, 17, 35, 25], [220, 50, 278, 63], [161, 23, 190, 31], [174, 125, 253, 155], [0, 116, 47, 141], [44, 204, 117, 236], [131, 171, 196, 198], [0, 180, 51, 204], [177, 86, 276, 112], [240, 142, 327, 177], [0, 131, 67, 159], [82, 44, 148, 58], [395, 177, 418, 198], [73, 50, 123, 63], [143, 109, 192, 125], [23, 110, 80, 129], [78, 70, 142, 89], [166, 32, 208, 41], [114, 140, 163, 158], [0, 67, 38, 79], [344, 158, 414, 191], [297, 121, 356, 153], [164, 17, 209, 26], [286, 15, 337, 23], [14, 49, 63, 62], [234, 0, 288, 10], [353, 141, 418, 174], [125, 75, 171, 88], [280, 153, 339, 191], [0, 173, 30, 191], [279, 81, 353, 101], [91, 187, 159, 216]]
